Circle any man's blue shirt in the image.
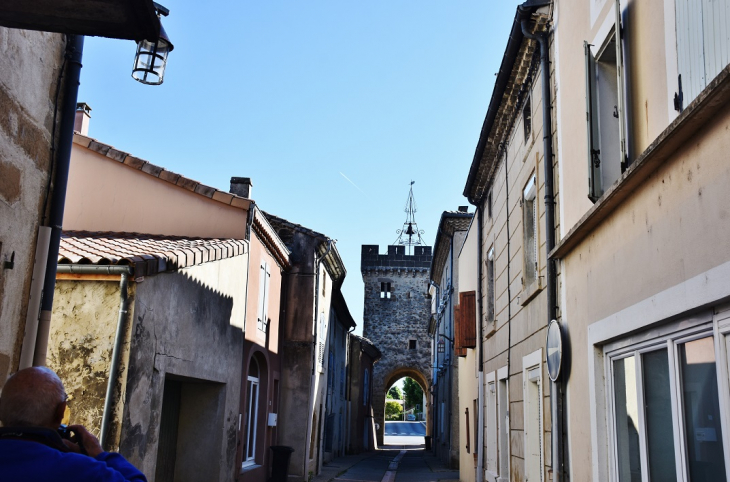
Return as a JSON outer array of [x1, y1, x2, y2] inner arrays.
[[0, 438, 147, 482]]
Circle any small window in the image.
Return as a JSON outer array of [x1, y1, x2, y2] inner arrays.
[[523, 176, 538, 286], [584, 0, 627, 202], [380, 282, 392, 299], [486, 247, 495, 322], [408, 339, 417, 350], [523, 94, 532, 143], [487, 191, 493, 219]]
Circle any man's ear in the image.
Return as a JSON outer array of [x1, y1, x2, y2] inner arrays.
[[53, 401, 67, 428]]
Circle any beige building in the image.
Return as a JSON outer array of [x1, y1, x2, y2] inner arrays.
[[551, 0, 730, 480], [457, 3, 555, 482]]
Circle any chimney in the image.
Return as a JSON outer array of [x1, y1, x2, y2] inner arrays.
[[458, 206, 469, 212], [74, 103, 91, 135], [230, 177, 253, 199]]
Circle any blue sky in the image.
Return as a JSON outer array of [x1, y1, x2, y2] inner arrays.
[[78, 1, 518, 335]]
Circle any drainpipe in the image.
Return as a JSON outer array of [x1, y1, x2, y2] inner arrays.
[[521, 11, 563, 482], [34, 34, 84, 367], [475, 204, 484, 482], [55, 264, 133, 449]]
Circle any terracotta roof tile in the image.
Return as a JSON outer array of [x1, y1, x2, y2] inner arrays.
[[58, 231, 247, 276]]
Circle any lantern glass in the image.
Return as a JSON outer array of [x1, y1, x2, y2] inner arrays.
[[132, 26, 172, 85], [437, 339, 445, 353]]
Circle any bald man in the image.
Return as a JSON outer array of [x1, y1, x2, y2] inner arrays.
[[0, 367, 146, 481]]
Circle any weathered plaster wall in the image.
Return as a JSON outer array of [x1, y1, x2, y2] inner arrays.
[[563, 103, 730, 482], [0, 28, 66, 386], [120, 255, 246, 482], [48, 279, 135, 449], [361, 245, 432, 445]]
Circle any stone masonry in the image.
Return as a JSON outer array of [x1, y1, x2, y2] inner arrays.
[[361, 244, 432, 445]]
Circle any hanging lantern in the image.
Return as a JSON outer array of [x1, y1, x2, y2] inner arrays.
[[132, 8, 173, 85], [437, 338, 445, 353]]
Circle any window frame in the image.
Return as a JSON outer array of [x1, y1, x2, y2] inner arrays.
[[243, 357, 260, 469], [602, 313, 730, 481], [497, 365, 510, 482], [522, 174, 539, 290], [523, 349, 545, 482]]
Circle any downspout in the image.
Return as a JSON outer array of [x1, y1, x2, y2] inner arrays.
[[521, 11, 563, 482], [33, 34, 84, 367], [55, 264, 133, 449], [475, 204, 484, 482], [448, 239, 454, 464]]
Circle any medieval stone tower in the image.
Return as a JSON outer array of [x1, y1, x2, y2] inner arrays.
[[361, 244, 432, 444]]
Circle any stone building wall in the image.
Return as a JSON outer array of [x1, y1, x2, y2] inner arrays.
[[0, 28, 67, 385], [361, 244, 432, 444]]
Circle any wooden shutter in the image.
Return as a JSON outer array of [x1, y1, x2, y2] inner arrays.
[[585, 40, 602, 203], [460, 291, 477, 349]]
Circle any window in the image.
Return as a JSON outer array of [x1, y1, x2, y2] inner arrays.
[[523, 175, 538, 286], [523, 93, 532, 143], [257, 261, 271, 332], [487, 191, 493, 219], [585, 0, 627, 202], [485, 372, 498, 479], [473, 399, 479, 461], [380, 282, 392, 299], [497, 367, 510, 481], [243, 358, 260, 468], [605, 323, 728, 481], [486, 247, 495, 322], [408, 339, 417, 350], [674, 0, 730, 110], [523, 350, 544, 482]]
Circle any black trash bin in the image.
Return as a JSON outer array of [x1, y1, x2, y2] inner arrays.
[[424, 436, 432, 450], [269, 446, 295, 482]]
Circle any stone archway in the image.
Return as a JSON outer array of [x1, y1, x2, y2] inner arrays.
[[361, 244, 434, 447], [375, 367, 431, 445]]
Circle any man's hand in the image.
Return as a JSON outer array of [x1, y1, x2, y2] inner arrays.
[[66, 424, 104, 458]]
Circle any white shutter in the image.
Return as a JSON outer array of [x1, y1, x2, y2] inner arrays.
[[585, 41, 602, 202], [257, 262, 266, 331], [614, 0, 627, 172]]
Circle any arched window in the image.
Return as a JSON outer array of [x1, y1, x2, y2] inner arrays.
[[243, 357, 260, 467]]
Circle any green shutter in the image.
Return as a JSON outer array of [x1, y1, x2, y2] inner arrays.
[[585, 41, 602, 202]]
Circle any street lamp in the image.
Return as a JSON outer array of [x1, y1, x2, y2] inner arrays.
[[132, 3, 173, 85]]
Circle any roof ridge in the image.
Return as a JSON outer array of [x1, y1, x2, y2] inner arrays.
[[73, 132, 252, 211]]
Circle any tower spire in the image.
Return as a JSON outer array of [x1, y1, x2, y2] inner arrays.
[[393, 181, 425, 254]]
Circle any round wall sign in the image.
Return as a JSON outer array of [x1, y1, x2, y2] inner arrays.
[[546, 319, 562, 382]]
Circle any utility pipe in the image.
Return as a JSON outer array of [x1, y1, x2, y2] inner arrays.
[[55, 264, 133, 450], [34, 34, 84, 367], [18, 227, 51, 369], [521, 12, 563, 482], [475, 205, 484, 482]]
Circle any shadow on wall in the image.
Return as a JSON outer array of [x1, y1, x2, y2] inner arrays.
[[118, 269, 240, 481]]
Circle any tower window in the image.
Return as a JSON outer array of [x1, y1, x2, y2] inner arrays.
[[380, 282, 392, 299], [408, 339, 417, 350]]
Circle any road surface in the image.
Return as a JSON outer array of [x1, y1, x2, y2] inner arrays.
[[383, 421, 426, 447]]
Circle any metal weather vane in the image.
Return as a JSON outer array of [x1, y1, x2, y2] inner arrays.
[[393, 181, 426, 254]]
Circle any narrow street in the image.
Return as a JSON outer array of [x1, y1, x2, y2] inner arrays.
[[314, 449, 458, 482]]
